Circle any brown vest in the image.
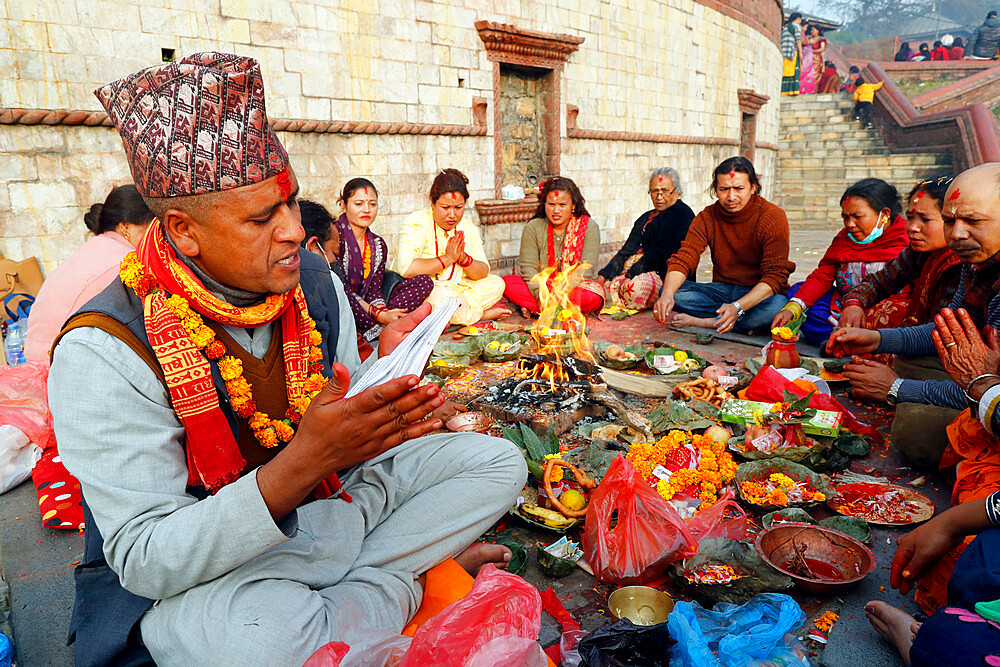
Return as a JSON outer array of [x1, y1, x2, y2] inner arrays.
[[55, 313, 291, 476]]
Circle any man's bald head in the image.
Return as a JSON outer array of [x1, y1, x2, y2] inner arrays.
[[942, 162, 1000, 264]]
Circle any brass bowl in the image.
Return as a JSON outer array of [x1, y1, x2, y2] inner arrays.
[[445, 411, 496, 433], [755, 523, 875, 595], [607, 586, 674, 626]]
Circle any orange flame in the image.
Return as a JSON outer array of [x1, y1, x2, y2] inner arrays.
[[520, 262, 595, 391]]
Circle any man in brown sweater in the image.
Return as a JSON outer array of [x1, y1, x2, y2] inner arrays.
[[653, 157, 795, 334]]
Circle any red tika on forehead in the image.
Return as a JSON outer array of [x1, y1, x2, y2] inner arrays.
[[657, 176, 664, 183], [844, 196, 851, 205], [728, 172, 736, 179], [949, 188, 961, 200], [276, 169, 291, 199], [914, 191, 925, 200]]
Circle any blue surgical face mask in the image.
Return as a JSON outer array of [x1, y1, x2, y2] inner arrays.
[[849, 212, 888, 245]]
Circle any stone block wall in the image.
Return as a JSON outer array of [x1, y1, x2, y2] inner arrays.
[[1, 0, 780, 274]]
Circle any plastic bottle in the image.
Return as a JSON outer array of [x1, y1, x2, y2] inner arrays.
[[4, 320, 25, 366]]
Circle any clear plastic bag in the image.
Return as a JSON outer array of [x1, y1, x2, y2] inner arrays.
[[581, 456, 697, 585], [0, 424, 40, 494], [668, 593, 809, 667]]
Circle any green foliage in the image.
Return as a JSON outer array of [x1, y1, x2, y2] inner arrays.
[[649, 400, 719, 433], [501, 422, 560, 481]]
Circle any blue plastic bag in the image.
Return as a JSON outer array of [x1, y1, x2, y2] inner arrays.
[[668, 593, 810, 667], [1, 631, 12, 667]]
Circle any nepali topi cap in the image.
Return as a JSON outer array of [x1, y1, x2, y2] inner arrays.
[[95, 52, 288, 198]]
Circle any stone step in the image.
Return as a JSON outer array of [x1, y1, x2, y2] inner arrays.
[[781, 154, 951, 168], [782, 129, 884, 141], [782, 123, 884, 136], [780, 110, 854, 122]]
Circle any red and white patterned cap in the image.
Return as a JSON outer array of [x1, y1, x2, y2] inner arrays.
[[95, 52, 288, 198]]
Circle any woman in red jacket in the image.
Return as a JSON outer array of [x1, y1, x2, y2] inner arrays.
[[771, 178, 909, 345]]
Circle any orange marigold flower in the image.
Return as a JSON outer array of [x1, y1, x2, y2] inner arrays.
[[226, 376, 252, 399], [309, 362, 325, 374], [273, 420, 294, 442], [236, 400, 256, 418], [249, 412, 271, 431], [308, 330, 323, 346], [258, 428, 279, 448], [308, 347, 323, 362], [304, 373, 327, 393], [284, 408, 301, 424], [205, 341, 226, 359], [218, 356, 243, 381], [190, 326, 215, 348]]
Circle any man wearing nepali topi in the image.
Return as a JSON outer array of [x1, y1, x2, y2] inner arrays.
[[48, 52, 525, 666]]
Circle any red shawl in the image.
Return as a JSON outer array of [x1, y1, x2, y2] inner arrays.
[[547, 215, 590, 270]]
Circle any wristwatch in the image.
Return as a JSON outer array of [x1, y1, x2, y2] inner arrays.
[[886, 378, 904, 406]]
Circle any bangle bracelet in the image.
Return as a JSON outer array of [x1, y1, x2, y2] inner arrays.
[[458, 253, 474, 267], [987, 490, 1000, 526], [842, 298, 863, 309], [966, 373, 1000, 394], [732, 301, 745, 320], [436, 256, 446, 270]]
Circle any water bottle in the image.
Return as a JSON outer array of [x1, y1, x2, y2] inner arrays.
[[4, 320, 25, 365]]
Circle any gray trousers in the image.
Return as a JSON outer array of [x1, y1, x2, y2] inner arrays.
[[891, 355, 960, 470], [139, 433, 526, 666]]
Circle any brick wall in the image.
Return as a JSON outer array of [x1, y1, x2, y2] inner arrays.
[[1, 0, 781, 274]]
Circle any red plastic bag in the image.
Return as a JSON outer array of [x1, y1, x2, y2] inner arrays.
[[302, 642, 349, 667], [399, 563, 545, 667], [0, 361, 54, 450], [684, 490, 747, 543], [745, 365, 882, 442], [582, 456, 697, 585]]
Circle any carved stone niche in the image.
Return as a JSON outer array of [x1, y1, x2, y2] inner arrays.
[[474, 21, 584, 226]]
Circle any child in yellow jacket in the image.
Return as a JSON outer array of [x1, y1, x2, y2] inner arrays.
[[852, 78, 883, 129]]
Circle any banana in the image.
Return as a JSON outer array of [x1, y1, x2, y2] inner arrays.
[[520, 503, 577, 527]]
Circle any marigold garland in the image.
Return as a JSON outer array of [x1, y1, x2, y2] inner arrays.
[[120, 252, 328, 448], [739, 471, 826, 506], [626, 430, 738, 510]]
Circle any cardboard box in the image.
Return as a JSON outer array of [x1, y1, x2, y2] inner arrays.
[[720, 399, 842, 437]]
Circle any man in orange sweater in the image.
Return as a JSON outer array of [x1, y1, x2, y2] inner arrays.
[[653, 157, 795, 334]]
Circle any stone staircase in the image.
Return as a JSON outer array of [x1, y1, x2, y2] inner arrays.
[[775, 93, 954, 232]]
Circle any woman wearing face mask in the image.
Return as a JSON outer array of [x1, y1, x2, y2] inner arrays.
[[771, 178, 909, 346], [331, 178, 432, 342], [393, 168, 509, 325]]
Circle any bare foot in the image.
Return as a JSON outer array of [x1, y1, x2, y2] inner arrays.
[[519, 306, 533, 319], [671, 313, 716, 329], [455, 542, 512, 577], [482, 305, 512, 321], [866, 600, 920, 665]]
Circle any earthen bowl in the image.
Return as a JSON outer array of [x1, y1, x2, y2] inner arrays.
[[755, 523, 875, 594], [607, 586, 674, 625], [445, 411, 496, 433]]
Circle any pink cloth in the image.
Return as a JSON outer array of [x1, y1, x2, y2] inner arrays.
[[24, 231, 132, 361]]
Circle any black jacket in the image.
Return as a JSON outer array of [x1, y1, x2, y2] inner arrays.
[[599, 200, 695, 281], [971, 17, 1000, 58]]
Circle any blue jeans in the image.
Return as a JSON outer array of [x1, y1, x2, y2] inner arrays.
[[672, 280, 788, 334]]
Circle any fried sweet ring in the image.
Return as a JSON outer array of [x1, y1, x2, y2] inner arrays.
[[543, 458, 597, 518]]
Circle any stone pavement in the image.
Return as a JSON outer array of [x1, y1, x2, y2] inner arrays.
[[0, 228, 892, 665]]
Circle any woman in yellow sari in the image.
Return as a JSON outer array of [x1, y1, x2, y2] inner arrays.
[[392, 169, 509, 325]]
